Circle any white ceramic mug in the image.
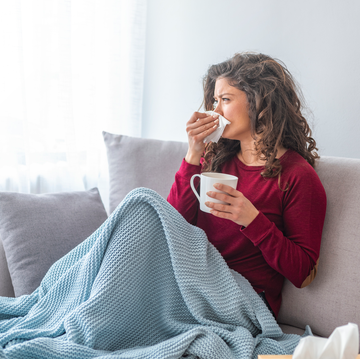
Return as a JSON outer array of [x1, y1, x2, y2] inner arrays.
[[190, 172, 238, 213]]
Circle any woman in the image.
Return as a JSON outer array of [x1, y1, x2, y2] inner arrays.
[[0, 52, 324, 358], [168, 52, 327, 317]]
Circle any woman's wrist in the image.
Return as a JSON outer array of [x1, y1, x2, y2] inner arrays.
[[241, 209, 259, 227], [185, 151, 202, 166]]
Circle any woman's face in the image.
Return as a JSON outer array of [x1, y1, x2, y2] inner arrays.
[[213, 77, 252, 142]]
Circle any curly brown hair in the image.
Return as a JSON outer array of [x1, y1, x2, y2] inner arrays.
[[202, 52, 319, 180]]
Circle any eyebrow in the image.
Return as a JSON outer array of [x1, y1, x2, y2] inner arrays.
[[214, 93, 234, 98]]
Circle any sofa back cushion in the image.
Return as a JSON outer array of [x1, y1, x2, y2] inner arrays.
[[278, 156, 360, 337], [103, 132, 188, 213]]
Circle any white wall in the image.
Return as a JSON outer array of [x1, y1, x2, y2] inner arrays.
[[142, 0, 360, 159]]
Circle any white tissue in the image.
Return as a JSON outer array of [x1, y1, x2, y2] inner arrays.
[[293, 323, 359, 359], [203, 111, 231, 144]]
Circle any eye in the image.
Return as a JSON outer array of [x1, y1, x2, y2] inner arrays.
[[222, 98, 230, 102]]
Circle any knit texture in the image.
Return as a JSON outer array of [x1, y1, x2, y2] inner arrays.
[[0, 188, 307, 358]]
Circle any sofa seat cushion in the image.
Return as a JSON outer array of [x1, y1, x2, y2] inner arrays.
[[0, 188, 108, 297], [279, 324, 306, 336]]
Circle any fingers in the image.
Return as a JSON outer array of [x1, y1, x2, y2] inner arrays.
[[187, 111, 217, 124], [206, 185, 240, 204], [187, 119, 219, 138], [213, 183, 239, 196], [187, 111, 207, 123], [205, 189, 241, 216], [186, 112, 219, 134], [205, 190, 259, 227], [206, 192, 234, 205], [186, 122, 219, 145], [185, 111, 219, 163], [205, 201, 232, 213], [208, 209, 233, 220]]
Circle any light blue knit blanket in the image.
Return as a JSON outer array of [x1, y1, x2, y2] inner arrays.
[[0, 188, 307, 359]]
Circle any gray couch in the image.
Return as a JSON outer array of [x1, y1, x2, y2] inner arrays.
[[1, 133, 360, 342]]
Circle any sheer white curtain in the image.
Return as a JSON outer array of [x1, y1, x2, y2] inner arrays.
[[0, 0, 147, 211]]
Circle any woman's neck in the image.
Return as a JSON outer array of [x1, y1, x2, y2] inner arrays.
[[237, 139, 262, 166], [237, 141, 287, 166]]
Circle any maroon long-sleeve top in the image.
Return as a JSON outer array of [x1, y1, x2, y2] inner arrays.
[[167, 150, 327, 317]]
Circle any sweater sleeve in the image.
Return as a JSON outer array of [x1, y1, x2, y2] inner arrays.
[[167, 159, 201, 225], [241, 168, 327, 288]]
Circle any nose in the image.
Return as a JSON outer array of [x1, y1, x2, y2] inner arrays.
[[213, 105, 223, 116]]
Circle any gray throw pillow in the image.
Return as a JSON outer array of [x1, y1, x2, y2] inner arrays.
[[103, 132, 188, 213], [0, 188, 108, 297], [0, 237, 15, 297]]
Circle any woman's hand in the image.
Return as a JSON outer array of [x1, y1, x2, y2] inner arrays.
[[185, 111, 219, 165], [205, 183, 259, 227]]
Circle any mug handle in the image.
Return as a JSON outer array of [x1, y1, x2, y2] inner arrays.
[[190, 174, 201, 202]]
